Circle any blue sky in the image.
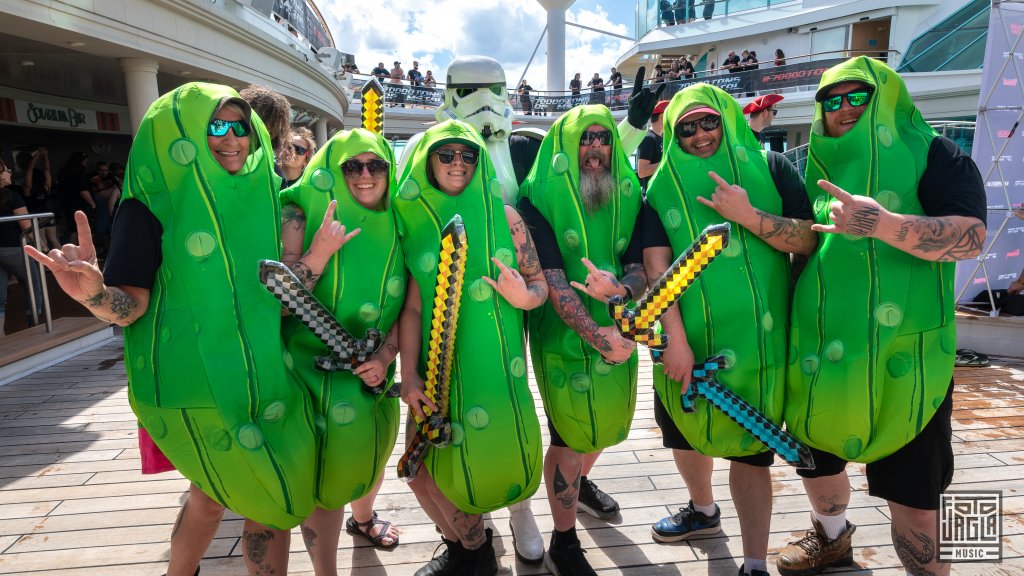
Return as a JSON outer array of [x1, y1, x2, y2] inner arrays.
[[318, 1, 636, 92]]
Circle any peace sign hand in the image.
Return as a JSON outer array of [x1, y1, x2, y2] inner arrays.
[[24, 211, 103, 303], [570, 257, 626, 303], [810, 179, 884, 237]]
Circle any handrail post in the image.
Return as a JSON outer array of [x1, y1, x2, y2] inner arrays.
[[4, 213, 55, 334]]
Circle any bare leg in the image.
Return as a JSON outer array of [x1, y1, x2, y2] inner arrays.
[[729, 462, 771, 561], [804, 471, 851, 517], [241, 521, 290, 576], [581, 450, 602, 476], [545, 445, 583, 531], [166, 484, 225, 576], [350, 475, 399, 546], [672, 449, 715, 506], [404, 414, 456, 539], [889, 502, 948, 576], [302, 507, 342, 576]]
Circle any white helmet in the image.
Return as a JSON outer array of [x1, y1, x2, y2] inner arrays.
[[436, 55, 513, 141]]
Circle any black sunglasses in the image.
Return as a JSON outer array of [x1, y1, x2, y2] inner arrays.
[[770, 108, 779, 116], [341, 158, 389, 177], [820, 89, 874, 113], [434, 149, 478, 165], [292, 143, 309, 156], [676, 115, 721, 138], [207, 119, 251, 138], [579, 130, 612, 146]]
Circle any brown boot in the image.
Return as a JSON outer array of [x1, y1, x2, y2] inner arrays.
[[776, 517, 856, 576]]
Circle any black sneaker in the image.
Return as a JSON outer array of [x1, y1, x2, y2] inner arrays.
[[651, 500, 722, 542], [464, 528, 497, 576], [576, 476, 619, 520], [545, 539, 597, 576], [414, 537, 465, 576]]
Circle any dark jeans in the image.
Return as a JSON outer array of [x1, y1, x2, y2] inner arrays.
[[0, 246, 44, 326]]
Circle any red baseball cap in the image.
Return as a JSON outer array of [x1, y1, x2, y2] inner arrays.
[[742, 94, 784, 115], [652, 100, 670, 115], [678, 106, 720, 122]]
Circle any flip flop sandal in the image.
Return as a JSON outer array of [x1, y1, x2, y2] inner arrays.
[[955, 349, 989, 367], [346, 510, 400, 549]]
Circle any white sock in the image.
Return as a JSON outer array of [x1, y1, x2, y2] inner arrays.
[[743, 558, 768, 574], [692, 501, 717, 516], [812, 509, 847, 541]]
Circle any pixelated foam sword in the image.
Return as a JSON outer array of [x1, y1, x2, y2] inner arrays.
[[258, 260, 385, 393], [361, 77, 385, 134], [398, 215, 468, 481]]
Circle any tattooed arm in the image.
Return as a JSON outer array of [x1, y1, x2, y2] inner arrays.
[[544, 268, 635, 364], [280, 200, 361, 290], [813, 179, 985, 262], [487, 206, 547, 310], [82, 285, 149, 326]]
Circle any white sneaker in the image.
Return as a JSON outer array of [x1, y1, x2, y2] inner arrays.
[[508, 499, 544, 563]]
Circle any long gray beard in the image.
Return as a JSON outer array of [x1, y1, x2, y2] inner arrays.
[[580, 168, 614, 213]]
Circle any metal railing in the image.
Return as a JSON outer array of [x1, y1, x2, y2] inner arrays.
[[638, 0, 801, 38], [0, 213, 53, 333]]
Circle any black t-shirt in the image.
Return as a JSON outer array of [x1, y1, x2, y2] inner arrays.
[[508, 134, 544, 186], [918, 136, 987, 223], [723, 54, 741, 72], [644, 150, 812, 248], [570, 79, 582, 94], [588, 77, 605, 92], [517, 196, 643, 271], [636, 130, 663, 191], [0, 186, 27, 248], [609, 72, 623, 88], [102, 199, 163, 289]]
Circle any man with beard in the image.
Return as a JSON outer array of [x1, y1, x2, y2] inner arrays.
[[518, 106, 646, 576], [643, 84, 816, 576]]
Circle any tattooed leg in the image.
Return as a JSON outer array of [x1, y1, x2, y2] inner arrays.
[[890, 502, 947, 576], [545, 445, 583, 532], [301, 507, 342, 576], [241, 521, 290, 576], [802, 472, 850, 518], [452, 511, 487, 550], [166, 484, 224, 576]]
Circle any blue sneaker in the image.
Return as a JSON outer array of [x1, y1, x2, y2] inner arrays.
[[651, 500, 722, 542]]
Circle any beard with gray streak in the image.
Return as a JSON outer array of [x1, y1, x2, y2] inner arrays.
[[579, 160, 614, 213]]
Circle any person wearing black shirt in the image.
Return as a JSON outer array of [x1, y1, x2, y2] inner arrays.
[[608, 67, 624, 108], [722, 50, 741, 73], [636, 100, 669, 191], [587, 73, 605, 106], [0, 160, 43, 332]]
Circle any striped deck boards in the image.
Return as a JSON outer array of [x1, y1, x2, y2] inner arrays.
[[0, 337, 1020, 575]]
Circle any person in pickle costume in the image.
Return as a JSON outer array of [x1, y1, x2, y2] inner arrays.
[[642, 83, 816, 576], [24, 82, 356, 575], [394, 119, 547, 576], [517, 104, 646, 576], [278, 128, 405, 571], [779, 56, 986, 576]]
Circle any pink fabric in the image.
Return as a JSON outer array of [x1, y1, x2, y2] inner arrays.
[[138, 428, 176, 474]]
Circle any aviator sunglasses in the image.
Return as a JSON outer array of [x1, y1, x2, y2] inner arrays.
[[676, 115, 721, 138], [207, 119, 251, 138], [579, 130, 613, 146], [820, 89, 874, 113], [341, 158, 390, 177], [434, 149, 479, 165]]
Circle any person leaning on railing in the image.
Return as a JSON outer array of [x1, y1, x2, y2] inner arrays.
[[0, 159, 43, 335]]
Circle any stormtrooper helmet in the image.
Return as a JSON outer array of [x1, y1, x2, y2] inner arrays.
[[436, 55, 513, 141]]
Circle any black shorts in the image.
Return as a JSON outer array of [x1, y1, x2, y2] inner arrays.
[[547, 414, 570, 449], [653, 389, 775, 468], [796, 380, 955, 510]]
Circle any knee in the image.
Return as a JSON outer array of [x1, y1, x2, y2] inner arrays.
[[189, 486, 227, 520]]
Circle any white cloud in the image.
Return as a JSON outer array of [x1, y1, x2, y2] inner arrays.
[[318, 0, 634, 92]]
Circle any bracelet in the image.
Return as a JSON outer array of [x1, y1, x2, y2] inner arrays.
[[622, 285, 634, 302]]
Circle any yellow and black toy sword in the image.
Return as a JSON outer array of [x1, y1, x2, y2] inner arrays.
[[258, 260, 384, 390], [609, 223, 730, 350], [361, 77, 385, 134], [397, 215, 469, 481]]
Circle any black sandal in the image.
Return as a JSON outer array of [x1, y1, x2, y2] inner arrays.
[[345, 510, 399, 549], [955, 349, 990, 367]]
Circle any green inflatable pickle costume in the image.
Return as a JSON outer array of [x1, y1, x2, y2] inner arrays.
[[394, 120, 542, 514], [519, 105, 641, 453], [122, 82, 316, 529], [280, 128, 404, 510], [646, 84, 790, 458], [787, 56, 953, 463]]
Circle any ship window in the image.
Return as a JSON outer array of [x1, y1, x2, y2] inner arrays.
[[898, 0, 989, 72]]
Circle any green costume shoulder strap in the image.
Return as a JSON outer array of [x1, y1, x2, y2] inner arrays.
[[647, 83, 789, 458], [122, 82, 315, 529], [518, 105, 641, 452], [280, 128, 404, 510], [788, 57, 954, 462], [393, 120, 541, 514]]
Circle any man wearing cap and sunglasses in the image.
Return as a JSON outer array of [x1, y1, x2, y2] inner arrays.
[[643, 83, 816, 576], [742, 93, 783, 142], [779, 56, 986, 576]]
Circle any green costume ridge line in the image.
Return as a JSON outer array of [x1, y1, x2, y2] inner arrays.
[[280, 127, 403, 511], [123, 82, 315, 528], [520, 105, 641, 453], [647, 83, 788, 457], [788, 57, 951, 462], [395, 119, 541, 514]]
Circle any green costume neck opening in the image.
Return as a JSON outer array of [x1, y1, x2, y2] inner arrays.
[[292, 127, 396, 214]]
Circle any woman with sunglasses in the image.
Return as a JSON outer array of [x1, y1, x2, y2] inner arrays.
[[394, 120, 546, 576], [25, 82, 351, 576], [281, 127, 316, 188], [277, 128, 405, 570]]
